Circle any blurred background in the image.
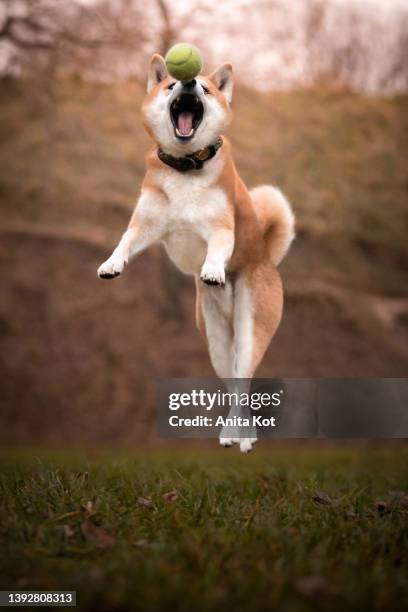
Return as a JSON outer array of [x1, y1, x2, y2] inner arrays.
[[0, 0, 407, 446]]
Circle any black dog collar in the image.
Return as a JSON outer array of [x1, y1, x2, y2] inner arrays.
[[157, 138, 223, 172]]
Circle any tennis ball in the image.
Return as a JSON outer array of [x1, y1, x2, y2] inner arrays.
[[165, 43, 203, 82]]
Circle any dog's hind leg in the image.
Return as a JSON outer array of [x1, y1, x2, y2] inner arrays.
[[197, 263, 283, 453], [196, 276, 234, 379], [230, 261, 283, 452], [196, 278, 240, 445]]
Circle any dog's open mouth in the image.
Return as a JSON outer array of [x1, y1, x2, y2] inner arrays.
[[170, 94, 204, 140]]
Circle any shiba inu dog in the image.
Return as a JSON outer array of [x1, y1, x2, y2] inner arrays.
[[97, 54, 295, 452]]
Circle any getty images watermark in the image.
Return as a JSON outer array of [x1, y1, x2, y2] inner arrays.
[[156, 379, 408, 438], [157, 379, 286, 438], [167, 386, 283, 429]]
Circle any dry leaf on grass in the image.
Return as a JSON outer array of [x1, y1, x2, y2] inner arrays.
[[63, 524, 75, 538], [162, 490, 178, 502], [295, 576, 337, 598], [388, 491, 408, 510], [84, 500, 94, 515], [376, 492, 408, 514], [137, 496, 153, 507], [376, 500, 389, 514], [80, 519, 115, 548], [312, 491, 333, 506]]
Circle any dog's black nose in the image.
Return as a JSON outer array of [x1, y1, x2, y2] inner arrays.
[[183, 79, 196, 88]]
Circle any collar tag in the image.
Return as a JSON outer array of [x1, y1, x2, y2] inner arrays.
[[195, 148, 210, 161]]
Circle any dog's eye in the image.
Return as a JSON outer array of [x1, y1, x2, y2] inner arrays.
[[202, 85, 210, 94], [167, 82, 176, 90]]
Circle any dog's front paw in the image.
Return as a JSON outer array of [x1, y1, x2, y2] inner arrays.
[[97, 256, 126, 279], [239, 438, 257, 454], [200, 261, 225, 287]]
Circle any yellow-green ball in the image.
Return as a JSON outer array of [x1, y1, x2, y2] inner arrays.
[[165, 43, 203, 82]]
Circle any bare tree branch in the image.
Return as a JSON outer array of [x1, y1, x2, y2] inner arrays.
[[0, 0, 150, 78]]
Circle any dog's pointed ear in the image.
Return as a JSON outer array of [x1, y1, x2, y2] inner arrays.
[[147, 54, 168, 93], [208, 63, 233, 103]]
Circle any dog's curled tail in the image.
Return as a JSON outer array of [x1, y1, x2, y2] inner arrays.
[[250, 185, 295, 266]]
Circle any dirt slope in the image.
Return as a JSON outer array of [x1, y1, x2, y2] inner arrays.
[[0, 79, 407, 445]]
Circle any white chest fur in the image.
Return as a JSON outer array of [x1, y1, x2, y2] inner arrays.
[[155, 157, 228, 274]]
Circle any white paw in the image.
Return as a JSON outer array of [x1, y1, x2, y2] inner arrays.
[[200, 261, 225, 287], [219, 437, 239, 448], [97, 255, 127, 279], [220, 422, 239, 447], [239, 438, 257, 454]]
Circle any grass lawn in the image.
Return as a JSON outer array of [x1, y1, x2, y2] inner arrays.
[[0, 446, 407, 611]]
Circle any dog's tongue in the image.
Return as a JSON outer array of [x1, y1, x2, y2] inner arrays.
[[178, 111, 193, 135]]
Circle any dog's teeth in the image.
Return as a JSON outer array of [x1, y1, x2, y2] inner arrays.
[[175, 128, 194, 137]]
